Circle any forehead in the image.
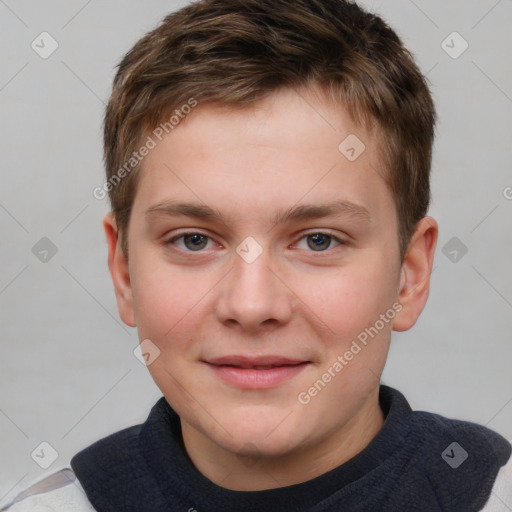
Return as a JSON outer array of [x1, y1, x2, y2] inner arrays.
[[132, 87, 395, 229]]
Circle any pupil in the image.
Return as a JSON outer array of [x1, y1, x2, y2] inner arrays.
[[308, 233, 330, 251], [185, 234, 207, 251]]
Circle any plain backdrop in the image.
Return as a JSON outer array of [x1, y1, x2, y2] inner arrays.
[[1, 0, 511, 506]]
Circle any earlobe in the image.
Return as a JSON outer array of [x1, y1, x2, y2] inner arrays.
[[393, 217, 438, 332], [103, 212, 136, 327]]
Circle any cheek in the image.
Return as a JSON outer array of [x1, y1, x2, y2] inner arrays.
[[299, 262, 397, 337], [131, 256, 204, 342], [132, 262, 208, 403]]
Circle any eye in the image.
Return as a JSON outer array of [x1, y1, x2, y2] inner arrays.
[[295, 232, 344, 252], [165, 232, 215, 252], [165, 231, 346, 254]]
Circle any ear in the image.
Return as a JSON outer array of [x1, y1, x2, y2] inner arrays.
[[103, 212, 136, 327], [393, 217, 438, 332]]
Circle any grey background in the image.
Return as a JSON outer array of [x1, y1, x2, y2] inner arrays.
[[1, 0, 511, 505]]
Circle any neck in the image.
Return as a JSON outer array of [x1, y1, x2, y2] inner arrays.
[[181, 386, 385, 491]]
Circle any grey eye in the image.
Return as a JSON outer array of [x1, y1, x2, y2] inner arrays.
[[183, 233, 209, 251], [306, 233, 333, 251]]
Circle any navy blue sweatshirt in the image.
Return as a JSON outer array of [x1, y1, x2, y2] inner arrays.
[[63, 385, 511, 511]]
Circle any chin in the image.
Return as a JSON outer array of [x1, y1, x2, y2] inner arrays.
[[228, 433, 303, 460], [215, 410, 308, 456]]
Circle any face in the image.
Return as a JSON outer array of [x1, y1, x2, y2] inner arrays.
[[105, 86, 436, 481]]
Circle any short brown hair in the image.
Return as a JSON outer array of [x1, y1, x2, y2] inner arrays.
[[103, 0, 436, 261]]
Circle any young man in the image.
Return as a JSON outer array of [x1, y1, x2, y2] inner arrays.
[[3, 0, 511, 510]]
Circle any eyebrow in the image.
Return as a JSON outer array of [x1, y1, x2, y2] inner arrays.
[[145, 199, 372, 227]]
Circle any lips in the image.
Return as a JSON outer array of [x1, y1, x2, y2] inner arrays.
[[206, 355, 308, 369], [204, 355, 311, 389]]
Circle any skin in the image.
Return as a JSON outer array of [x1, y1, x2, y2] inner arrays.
[[104, 86, 438, 491]]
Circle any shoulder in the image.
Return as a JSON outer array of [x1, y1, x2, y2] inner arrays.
[[480, 453, 512, 511], [70, 423, 143, 479], [1, 423, 149, 512], [410, 408, 511, 511], [413, 408, 511, 460], [1, 468, 96, 511], [413, 408, 511, 471]]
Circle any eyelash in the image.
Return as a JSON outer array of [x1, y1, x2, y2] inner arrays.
[[164, 231, 347, 254]]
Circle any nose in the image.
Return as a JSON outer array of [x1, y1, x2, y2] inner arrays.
[[214, 244, 294, 333]]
